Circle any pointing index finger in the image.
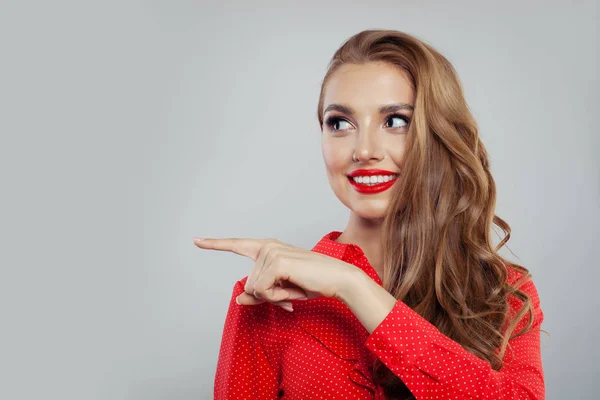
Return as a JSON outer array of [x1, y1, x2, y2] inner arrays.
[[193, 237, 263, 261]]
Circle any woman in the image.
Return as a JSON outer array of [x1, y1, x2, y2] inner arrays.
[[194, 29, 545, 399]]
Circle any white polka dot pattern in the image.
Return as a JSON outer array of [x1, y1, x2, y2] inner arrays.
[[214, 231, 545, 399]]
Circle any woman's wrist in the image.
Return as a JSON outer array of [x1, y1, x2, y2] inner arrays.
[[335, 265, 368, 305], [336, 266, 398, 333]]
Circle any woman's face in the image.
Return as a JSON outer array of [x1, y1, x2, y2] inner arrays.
[[321, 61, 415, 220]]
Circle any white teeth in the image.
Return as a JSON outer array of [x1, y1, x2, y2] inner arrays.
[[351, 174, 397, 186]]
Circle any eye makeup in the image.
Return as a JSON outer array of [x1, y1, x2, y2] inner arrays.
[[324, 113, 411, 132]]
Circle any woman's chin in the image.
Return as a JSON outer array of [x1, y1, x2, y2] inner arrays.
[[351, 205, 388, 221], [334, 192, 390, 220]]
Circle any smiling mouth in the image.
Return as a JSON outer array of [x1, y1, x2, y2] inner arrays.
[[346, 173, 399, 194], [348, 174, 399, 186]]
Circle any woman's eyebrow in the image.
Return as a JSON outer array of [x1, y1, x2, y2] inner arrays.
[[323, 103, 414, 116]]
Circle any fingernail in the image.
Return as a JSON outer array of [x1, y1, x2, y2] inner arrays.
[[296, 296, 308, 300], [281, 305, 294, 312], [235, 295, 241, 305], [193, 237, 205, 242]]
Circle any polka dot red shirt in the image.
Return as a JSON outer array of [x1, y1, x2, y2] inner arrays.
[[214, 231, 545, 399]]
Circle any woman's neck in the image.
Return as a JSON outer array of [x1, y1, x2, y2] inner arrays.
[[334, 213, 384, 279]]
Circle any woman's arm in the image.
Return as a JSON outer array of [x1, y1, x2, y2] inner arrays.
[[214, 277, 279, 399], [338, 269, 545, 399]]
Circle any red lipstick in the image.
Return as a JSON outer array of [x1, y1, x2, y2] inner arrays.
[[347, 169, 399, 194]]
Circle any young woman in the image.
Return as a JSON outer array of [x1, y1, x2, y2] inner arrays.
[[194, 29, 545, 399]]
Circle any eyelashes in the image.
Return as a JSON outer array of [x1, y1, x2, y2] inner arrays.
[[324, 116, 352, 131], [324, 113, 411, 132]]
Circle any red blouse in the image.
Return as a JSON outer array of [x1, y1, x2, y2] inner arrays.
[[214, 231, 545, 399]]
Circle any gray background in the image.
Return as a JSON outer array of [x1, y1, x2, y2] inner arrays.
[[1, 0, 598, 399]]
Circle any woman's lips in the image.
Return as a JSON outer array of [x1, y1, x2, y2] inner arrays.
[[347, 175, 398, 194]]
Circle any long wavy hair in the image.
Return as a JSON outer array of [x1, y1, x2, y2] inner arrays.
[[316, 29, 535, 399]]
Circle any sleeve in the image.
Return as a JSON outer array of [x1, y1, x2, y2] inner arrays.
[[364, 278, 545, 399], [214, 277, 279, 399]]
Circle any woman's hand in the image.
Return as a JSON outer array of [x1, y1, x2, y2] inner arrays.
[[193, 237, 358, 311]]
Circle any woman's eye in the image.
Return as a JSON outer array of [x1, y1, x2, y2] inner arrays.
[[325, 114, 410, 132], [325, 116, 352, 132], [386, 114, 410, 129]]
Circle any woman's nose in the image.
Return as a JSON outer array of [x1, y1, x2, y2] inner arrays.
[[353, 130, 384, 162]]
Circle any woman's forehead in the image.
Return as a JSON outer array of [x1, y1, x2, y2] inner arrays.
[[323, 63, 414, 114]]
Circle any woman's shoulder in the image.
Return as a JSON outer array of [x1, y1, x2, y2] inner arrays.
[[504, 264, 544, 330], [505, 265, 541, 306]]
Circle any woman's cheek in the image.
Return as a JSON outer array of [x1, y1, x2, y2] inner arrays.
[[322, 138, 352, 170]]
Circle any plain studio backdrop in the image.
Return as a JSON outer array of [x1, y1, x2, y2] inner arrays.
[[1, 0, 598, 399]]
